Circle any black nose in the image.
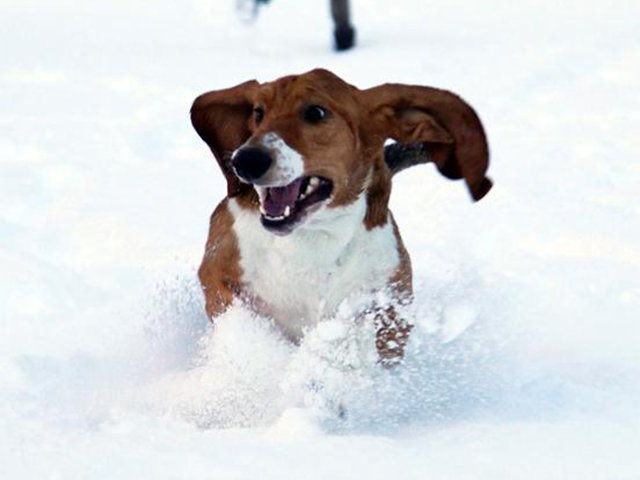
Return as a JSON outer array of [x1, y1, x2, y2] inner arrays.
[[232, 147, 273, 182]]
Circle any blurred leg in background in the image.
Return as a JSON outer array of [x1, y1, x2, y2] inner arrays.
[[238, 0, 356, 51], [237, 0, 271, 22], [331, 0, 356, 51]]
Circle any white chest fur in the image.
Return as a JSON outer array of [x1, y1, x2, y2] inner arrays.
[[227, 196, 401, 340]]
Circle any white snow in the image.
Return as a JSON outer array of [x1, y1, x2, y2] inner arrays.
[[1, 0, 639, 479]]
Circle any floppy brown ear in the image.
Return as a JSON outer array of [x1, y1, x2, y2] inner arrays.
[[190, 80, 259, 197], [362, 84, 492, 201]]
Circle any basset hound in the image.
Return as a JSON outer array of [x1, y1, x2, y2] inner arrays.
[[191, 69, 491, 364]]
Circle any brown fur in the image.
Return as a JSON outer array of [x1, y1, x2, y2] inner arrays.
[[191, 69, 491, 363], [197, 199, 242, 319]]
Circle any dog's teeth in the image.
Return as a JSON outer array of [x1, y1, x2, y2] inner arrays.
[[284, 206, 291, 217], [304, 178, 318, 196], [259, 205, 266, 215]]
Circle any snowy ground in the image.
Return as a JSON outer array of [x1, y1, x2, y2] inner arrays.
[[1, 0, 639, 478]]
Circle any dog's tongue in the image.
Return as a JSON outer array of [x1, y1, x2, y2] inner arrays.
[[263, 178, 303, 217]]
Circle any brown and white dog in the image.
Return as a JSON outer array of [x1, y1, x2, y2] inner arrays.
[[191, 69, 491, 364]]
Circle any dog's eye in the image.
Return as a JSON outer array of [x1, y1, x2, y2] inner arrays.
[[303, 105, 328, 124], [253, 107, 265, 124]]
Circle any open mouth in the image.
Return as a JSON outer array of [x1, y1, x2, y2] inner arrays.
[[256, 176, 333, 234]]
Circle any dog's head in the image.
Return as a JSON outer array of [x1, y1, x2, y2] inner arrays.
[[191, 69, 491, 235]]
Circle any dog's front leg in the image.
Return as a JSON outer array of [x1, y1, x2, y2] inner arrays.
[[372, 306, 413, 367]]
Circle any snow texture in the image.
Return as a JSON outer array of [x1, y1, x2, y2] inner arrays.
[[1, 0, 639, 479]]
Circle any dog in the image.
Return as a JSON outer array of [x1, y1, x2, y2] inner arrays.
[[191, 69, 491, 365]]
